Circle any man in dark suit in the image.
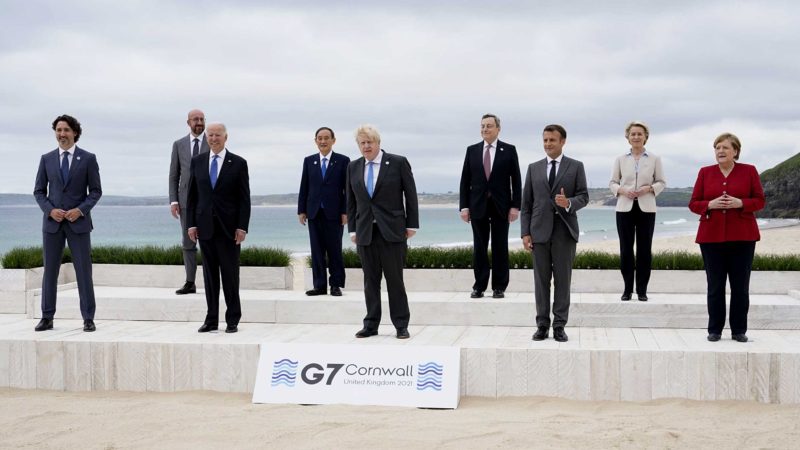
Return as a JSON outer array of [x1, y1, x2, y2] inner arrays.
[[297, 127, 350, 297], [186, 123, 251, 334], [346, 124, 419, 339], [169, 109, 209, 295], [520, 124, 588, 342], [33, 114, 102, 332], [459, 113, 521, 299]]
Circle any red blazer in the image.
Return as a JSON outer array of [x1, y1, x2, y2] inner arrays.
[[689, 163, 765, 243]]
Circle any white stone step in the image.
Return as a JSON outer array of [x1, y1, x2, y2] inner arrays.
[[1, 315, 798, 403], [32, 287, 800, 330]]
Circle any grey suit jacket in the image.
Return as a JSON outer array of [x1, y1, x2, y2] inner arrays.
[[520, 155, 589, 243], [169, 134, 209, 207], [346, 151, 419, 246]]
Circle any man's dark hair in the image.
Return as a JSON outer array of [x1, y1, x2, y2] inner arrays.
[[543, 124, 567, 139], [315, 126, 335, 139], [52, 114, 82, 142]]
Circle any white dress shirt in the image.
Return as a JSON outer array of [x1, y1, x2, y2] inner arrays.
[[209, 148, 226, 179]]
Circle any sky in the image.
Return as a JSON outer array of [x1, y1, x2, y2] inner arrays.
[[1, 0, 798, 196]]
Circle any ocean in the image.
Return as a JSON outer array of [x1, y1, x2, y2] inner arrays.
[[0, 204, 742, 257]]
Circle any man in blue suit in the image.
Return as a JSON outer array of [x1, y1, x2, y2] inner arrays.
[[298, 127, 350, 296], [33, 114, 102, 332]]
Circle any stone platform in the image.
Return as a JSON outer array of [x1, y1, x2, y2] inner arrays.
[[31, 286, 800, 329], [1, 315, 798, 404]]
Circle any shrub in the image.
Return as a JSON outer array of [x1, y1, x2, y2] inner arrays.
[[1, 245, 291, 268]]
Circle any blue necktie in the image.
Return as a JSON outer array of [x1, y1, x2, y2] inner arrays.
[[60, 152, 70, 185], [210, 155, 219, 188], [321, 157, 328, 178], [367, 161, 375, 198]]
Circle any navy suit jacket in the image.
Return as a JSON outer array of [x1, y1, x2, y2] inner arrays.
[[186, 150, 251, 241], [34, 146, 102, 234], [459, 140, 522, 219], [297, 151, 350, 220], [346, 151, 419, 245]]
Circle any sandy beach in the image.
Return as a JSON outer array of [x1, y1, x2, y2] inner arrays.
[[1, 389, 799, 449]]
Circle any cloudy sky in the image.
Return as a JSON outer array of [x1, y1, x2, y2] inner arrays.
[[2, 0, 798, 196]]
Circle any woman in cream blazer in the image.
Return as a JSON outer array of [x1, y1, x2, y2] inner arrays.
[[609, 121, 666, 301]]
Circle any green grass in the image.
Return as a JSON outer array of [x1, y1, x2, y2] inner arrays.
[[308, 246, 799, 271], [1, 245, 291, 269]]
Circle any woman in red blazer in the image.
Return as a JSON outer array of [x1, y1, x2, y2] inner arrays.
[[689, 133, 765, 343]]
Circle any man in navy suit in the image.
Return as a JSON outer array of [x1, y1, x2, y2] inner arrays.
[[187, 123, 251, 334], [33, 114, 102, 332], [459, 113, 521, 299], [298, 127, 350, 296]]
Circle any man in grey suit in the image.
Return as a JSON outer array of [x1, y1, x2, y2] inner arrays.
[[33, 114, 102, 332], [169, 109, 209, 294], [346, 124, 419, 339], [520, 124, 588, 342]]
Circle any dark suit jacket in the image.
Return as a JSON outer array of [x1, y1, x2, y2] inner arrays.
[[346, 151, 419, 246], [689, 163, 764, 243], [459, 140, 522, 219], [520, 156, 589, 243], [34, 147, 102, 234], [297, 151, 350, 220], [186, 150, 251, 241], [169, 134, 209, 207]]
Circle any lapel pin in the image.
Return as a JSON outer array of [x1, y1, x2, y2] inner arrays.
[[77, 156, 81, 160], [385, 161, 390, 165], [313, 161, 317, 165]]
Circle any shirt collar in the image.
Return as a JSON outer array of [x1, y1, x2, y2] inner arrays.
[[210, 148, 227, 161], [59, 145, 76, 155], [547, 153, 563, 164], [484, 139, 498, 149], [319, 151, 333, 161], [189, 131, 205, 142], [366, 150, 383, 165], [626, 149, 648, 157]]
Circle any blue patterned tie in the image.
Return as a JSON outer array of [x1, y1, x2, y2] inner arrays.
[[321, 157, 328, 178], [60, 152, 70, 185], [367, 161, 375, 198], [210, 155, 219, 188]]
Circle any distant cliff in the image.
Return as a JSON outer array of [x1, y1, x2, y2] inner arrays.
[[759, 152, 800, 218]]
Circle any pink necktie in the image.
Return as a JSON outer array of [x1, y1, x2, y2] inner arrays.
[[483, 144, 492, 180]]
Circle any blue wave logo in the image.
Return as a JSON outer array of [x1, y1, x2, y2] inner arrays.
[[416, 361, 443, 391], [271, 358, 298, 387]]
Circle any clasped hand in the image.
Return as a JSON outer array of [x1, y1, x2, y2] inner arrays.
[[709, 194, 743, 210]]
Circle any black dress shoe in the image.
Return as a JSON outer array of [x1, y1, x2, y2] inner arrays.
[[492, 290, 505, 299], [553, 327, 569, 342], [470, 290, 484, 299], [305, 288, 327, 296], [638, 294, 648, 302], [175, 282, 196, 295], [83, 320, 96, 332], [532, 326, 549, 341], [396, 328, 410, 339], [621, 292, 632, 301], [225, 324, 238, 334], [35, 318, 53, 332], [330, 286, 342, 297], [198, 323, 218, 333], [707, 333, 721, 342], [732, 334, 748, 342], [355, 328, 378, 338]]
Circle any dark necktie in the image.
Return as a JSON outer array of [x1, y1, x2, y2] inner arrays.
[[210, 155, 219, 188], [192, 138, 199, 157], [60, 152, 70, 184], [483, 144, 492, 180], [548, 160, 556, 188]]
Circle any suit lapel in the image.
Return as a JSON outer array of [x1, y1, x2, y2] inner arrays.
[[371, 151, 389, 197], [322, 152, 334, 183], [66, 147, 84, 187], [552, 157, 570, 192], [214, 151, 233, 191]]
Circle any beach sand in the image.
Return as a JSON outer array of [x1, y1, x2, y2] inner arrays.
[[1, 389, 799, 449], [577, 223, 800, 255]]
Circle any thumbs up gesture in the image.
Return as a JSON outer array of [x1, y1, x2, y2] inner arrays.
[[555, 187, 570, 208]]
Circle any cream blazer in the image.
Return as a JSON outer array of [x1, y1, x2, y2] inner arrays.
[[609, 151, 666, 213]]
